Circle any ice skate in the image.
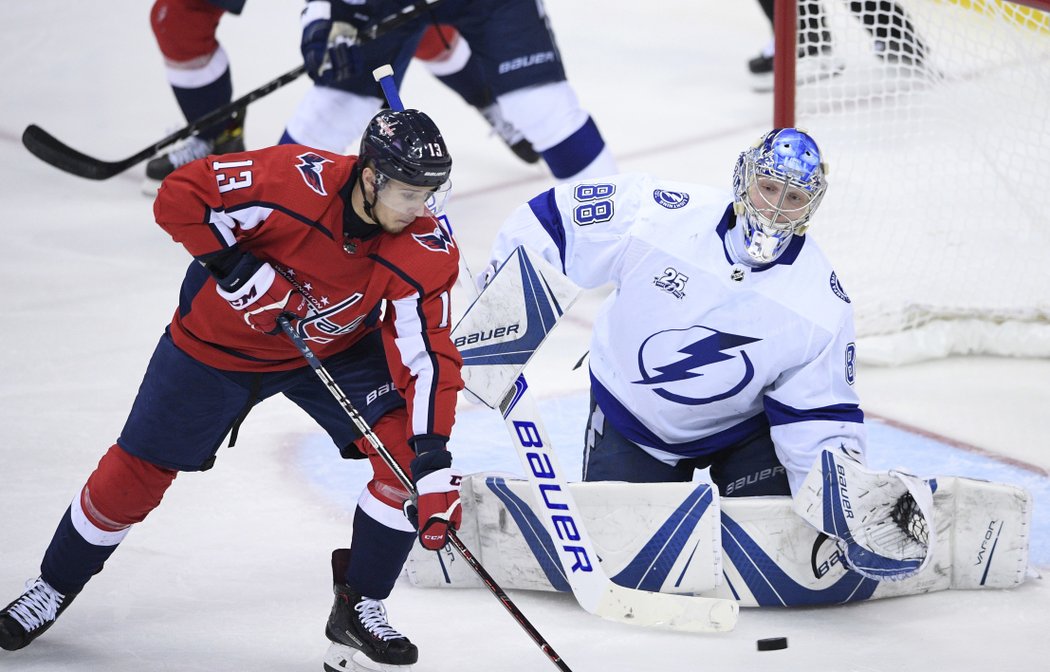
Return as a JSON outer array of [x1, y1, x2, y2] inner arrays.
[[0, 577, 75, 651], [141, 110, 246, 194], [323, 641, 415, 672], [478, 103, 540, 165], [323, 583, 417, 671]]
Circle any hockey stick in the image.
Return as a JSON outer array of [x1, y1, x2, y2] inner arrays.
[[276, 317, 573, 672], [21, 0, 445, 180]]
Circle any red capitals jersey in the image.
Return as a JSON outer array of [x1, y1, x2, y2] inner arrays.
[[154, 144, 463, 441]]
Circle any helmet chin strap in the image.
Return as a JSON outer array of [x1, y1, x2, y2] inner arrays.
[[358, 168, 388, 230]]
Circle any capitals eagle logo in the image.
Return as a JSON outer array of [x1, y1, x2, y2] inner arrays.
[[413, 225, 454, 253], [296, 152, 332, 196]]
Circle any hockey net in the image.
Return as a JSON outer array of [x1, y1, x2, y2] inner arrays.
[[773, 1, 1050, 364]]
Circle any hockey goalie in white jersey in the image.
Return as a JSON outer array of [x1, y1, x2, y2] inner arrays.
[[434, 129, 1030, 606]]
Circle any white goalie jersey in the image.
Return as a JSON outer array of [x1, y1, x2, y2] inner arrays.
[[487, 173, 865, 493]]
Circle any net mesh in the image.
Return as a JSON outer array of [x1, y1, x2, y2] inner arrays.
[[785, 1, 1050, 363]]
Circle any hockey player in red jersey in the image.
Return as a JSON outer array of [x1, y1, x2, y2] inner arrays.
[[0, 109, 463, 668]]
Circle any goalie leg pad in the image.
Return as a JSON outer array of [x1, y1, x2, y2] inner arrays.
[[406, 475, 723, 595], [406, 473, 1030, 606]]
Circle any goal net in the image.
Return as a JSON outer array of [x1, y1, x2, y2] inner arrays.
[[773, 0, 1050, 364]]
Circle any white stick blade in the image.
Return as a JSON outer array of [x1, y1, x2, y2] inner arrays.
[[594, 585, 739, 633]]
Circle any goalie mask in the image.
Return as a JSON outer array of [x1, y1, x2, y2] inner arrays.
[[732, 128, 828, 264], [359, 108, 453, 220]]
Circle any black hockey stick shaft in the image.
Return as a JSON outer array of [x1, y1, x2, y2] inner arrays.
[[22, 0, 444, 180], [22, 65, 303, 181], [277, 317, 573, 672]]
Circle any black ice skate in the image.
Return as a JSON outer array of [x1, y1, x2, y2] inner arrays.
[[478, 103, 541, 165], [324, 583, 418, 670], [0, 577, 75, 651], [142, 109, 246, 193]]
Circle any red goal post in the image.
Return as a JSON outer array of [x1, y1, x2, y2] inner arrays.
[[770, 0, 1050, 364]]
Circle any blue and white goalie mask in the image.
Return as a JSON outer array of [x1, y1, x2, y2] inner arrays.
[[732, 128, 828, 264]]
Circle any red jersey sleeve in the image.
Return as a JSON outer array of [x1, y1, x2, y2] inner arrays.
[[373, 220, 464, 449], [153, 145, 352, 258]]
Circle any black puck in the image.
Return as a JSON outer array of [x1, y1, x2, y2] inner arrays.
[[757, 637, 788, 651]]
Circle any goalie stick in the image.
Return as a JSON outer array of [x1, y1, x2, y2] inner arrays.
[[21, 0, 445, 180], [277, 316, 573, 672]]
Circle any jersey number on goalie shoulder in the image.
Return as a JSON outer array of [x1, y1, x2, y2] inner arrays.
[[572, 183, 615, 226]]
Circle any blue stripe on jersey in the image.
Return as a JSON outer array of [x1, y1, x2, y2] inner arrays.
[[541, 116, 603, 178], [179, 260, 210, 319], [527, 189, 568, 270], [591, 372, 768, 457], [763, 395, 864, 426], [224, 201, 335, 239]]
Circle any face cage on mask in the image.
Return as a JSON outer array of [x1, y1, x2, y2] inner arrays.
[[370, 169, 451, 219], [741, 165, 820, 237]]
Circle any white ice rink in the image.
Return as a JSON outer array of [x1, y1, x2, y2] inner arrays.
[[2, 2, 1048, 671]]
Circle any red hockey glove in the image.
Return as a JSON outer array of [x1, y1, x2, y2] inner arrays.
[[216, 260, 309, 335], [409, 449, 462, 551]]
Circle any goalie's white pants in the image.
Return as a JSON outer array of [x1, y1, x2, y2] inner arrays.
[[406, 474, 1031, 607]]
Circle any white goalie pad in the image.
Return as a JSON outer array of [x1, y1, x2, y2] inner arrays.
[[406, 475, 724, 596], [793, 448, 936, 581], [451, 246, 581, 408], [406, 474, 1030, 607]]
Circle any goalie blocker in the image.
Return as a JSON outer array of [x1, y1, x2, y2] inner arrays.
[[406, 468, 1030, 607]]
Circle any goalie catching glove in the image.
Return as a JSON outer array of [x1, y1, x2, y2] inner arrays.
[[793, 447, 936, 581], [405, 446, 463, 551], [214, 254, 310, 334]]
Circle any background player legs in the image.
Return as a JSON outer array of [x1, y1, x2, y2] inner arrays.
[[414, 24, 540, 164], [144, 0, 247, 189]]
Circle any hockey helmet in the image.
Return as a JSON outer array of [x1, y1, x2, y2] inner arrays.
[[732, 128, 828, 263], [359, 108, 452, 189]]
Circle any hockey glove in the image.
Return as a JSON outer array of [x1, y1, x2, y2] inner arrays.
[[300, 0, 364, 85], [407, 448, 463, 551], [215, 257, 309, 335], [793, 447, 936, 581]]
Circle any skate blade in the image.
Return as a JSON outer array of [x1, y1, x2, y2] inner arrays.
[[323, 642, 414, 672], [140, 176, 162, 197]]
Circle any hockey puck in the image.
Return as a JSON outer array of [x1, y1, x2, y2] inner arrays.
[[757, 637, 788, 651]]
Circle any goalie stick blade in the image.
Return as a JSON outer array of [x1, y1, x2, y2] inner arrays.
[[21, 124, 135, 180], [594, 584, 739, 633]]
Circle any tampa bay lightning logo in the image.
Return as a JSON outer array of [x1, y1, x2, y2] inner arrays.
[[653, 189, 689, 209], [412, 225, 453, 253], [830, 271, 850, 303], [634, 326, 760, 405], [296, 152, 332, 196]]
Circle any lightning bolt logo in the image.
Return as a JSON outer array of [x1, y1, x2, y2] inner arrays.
[[634, 327, 760, 405], [296, 152, 332, 196]]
